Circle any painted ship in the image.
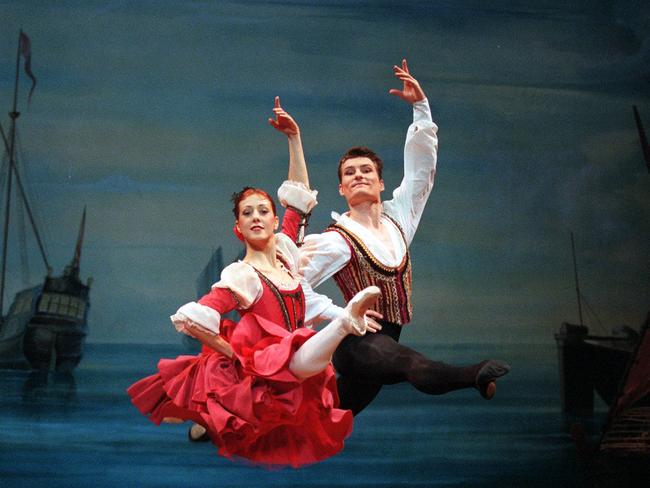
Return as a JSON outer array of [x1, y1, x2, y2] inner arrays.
[[555, 234, 643, 414], [555, 319, 640, 415], [0, 30, 91, 371], [556, 107, 649, 416]]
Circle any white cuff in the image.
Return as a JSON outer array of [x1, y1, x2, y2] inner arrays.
[[277, 180, 318, 214], [413, 98, 432, 124], [170, 302, 221, 336]]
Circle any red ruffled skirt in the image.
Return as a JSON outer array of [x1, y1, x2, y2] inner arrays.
[[127, 314, 353, 468]]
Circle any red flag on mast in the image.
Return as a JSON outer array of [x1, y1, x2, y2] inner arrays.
[[19, 31, 37, 104]]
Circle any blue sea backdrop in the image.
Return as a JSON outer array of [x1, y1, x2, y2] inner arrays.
[[0, 341, 608, 487]]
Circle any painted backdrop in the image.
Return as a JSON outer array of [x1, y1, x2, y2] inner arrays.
[[1, 0, 648, 345]]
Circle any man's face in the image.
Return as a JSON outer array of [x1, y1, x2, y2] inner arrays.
[[338, 157, 384, 206]]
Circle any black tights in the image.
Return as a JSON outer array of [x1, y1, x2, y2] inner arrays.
[[333, 321, 484, 415]]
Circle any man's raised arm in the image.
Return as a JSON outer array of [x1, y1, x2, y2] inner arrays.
[[384, 59, 439, 245]]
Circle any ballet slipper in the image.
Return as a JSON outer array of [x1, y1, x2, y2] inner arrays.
[[475, 360, 511, 399], [342, 286, 381, 336], [188, 423, 210, 443]]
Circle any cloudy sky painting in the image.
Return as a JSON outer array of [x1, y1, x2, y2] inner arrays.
[[0, 0, 648, 346]]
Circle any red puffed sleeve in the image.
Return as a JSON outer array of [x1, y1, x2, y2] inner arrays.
[[281, 206, 302, 243], [198, 286, 239, 315]]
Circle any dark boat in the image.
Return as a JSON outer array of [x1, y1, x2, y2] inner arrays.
[[555, 321, 639, 415], [21, 211, 91, 371], [556, 107, 649, 416], [0, 213, 90, 371], [554, 232, 640, 414], [0, 30, 91, 371]]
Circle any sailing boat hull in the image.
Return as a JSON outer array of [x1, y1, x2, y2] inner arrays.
[[0, 273, 90, 372], [22, 274, 89, 372], [0, 285, 41, 369], [23, 318, 87, 372], [555, 322, 637, 414]]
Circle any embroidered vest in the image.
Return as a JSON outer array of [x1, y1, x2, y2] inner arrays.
[[326, 215, 412, 325]]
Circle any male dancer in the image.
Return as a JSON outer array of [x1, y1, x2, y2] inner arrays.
[[276, 59, 510, 415]]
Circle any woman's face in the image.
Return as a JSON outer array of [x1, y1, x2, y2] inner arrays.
[[236, 193, 278, 244]]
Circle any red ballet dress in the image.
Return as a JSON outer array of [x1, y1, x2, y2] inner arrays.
[[126, 266, 353, 469]]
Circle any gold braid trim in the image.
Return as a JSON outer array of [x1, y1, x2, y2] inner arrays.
[[327, 215, 409, 274], [327, 214, 413, 324]]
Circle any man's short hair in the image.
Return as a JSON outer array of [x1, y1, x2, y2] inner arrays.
[[337, 147, 383, 182]]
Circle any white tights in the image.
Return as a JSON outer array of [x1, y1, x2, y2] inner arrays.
[[288, 317, 349, 379]]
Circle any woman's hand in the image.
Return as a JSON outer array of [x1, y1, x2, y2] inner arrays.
[[268, 96, 300, 136], [186, 321, 234, 358]]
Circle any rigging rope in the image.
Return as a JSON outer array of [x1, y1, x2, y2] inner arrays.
[[17, 190, 29, 285], [15, 128, 49, 258], [579, 291, 607, 335]]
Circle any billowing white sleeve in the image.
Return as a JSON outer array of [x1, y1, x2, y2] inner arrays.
[[383, 98, 439, 245], [297, 230, 350, 323], [302, 278, 345, 327], [170, 262, 262, 337], [171, 302, 222, 337], [299, 230, 351, 288], [277, 180, 319, 213], [212, 262, 263, 308]]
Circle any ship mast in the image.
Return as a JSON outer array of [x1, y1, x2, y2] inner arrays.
[[570, 232, 584, 326], [633, 106, 650, 174], [0, 30, 51, 317], [65, 206, 86, 279]]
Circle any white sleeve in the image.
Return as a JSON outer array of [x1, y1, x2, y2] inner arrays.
[[169, 262, 262, 337], [299, 231, 351, 288], [302, 278, 345, 327], [277, 180, 319, 214], [170, 303, 221, 337], [212, 262, 263, 309], [382, 98, 439, 245]]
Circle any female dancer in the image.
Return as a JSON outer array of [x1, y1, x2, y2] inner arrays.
[[127, 100, 380, 468]]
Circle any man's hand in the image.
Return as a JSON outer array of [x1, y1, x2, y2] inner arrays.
[[268, 96, 300, 136], [365, 310, 383, 333], [389, 59, 426, 105]]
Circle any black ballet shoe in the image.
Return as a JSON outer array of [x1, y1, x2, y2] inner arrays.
[[188, 423, 210, 443], [475, 360, 511, 400]]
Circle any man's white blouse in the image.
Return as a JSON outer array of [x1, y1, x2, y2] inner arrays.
[[278, 98, 439, 324]]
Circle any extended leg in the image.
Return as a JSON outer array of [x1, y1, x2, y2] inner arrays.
[[333, 321, 510, 402], [289, 286, 380, 379], [336, 375, 383, 415]]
